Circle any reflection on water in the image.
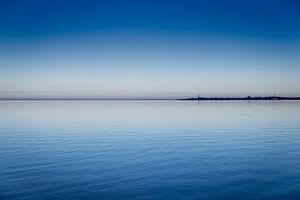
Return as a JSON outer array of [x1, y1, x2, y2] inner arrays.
[[0, 100, 300, 200]]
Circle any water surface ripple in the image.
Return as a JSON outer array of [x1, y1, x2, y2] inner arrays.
[[0, 101, 300, 200]]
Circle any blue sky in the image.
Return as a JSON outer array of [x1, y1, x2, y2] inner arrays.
[[0, 0, 299, 98]]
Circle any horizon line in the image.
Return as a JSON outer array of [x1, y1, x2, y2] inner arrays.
[[1, 95, 300, 101]]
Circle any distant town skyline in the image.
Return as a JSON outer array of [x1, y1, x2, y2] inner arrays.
[[0, 0, 300, 98]]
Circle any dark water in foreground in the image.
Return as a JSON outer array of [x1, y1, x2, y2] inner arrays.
[[0, 100, 300, 200]]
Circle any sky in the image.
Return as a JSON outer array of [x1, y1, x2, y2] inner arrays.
[[0, 0, 300, 99]]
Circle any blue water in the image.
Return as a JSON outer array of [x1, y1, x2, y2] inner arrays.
[[0, 100, 300, 200]]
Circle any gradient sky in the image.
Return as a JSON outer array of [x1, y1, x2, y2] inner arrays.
[[0, 0, 300, 98]]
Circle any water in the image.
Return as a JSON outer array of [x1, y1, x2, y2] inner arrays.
[[0, 100, 300, 200]]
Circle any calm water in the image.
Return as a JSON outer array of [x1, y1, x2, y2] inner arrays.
[[0, 100, 300, 200]]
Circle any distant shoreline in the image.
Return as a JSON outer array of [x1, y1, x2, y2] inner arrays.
[[0, 96, 300, 101], [179, 96, 300, 101]]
